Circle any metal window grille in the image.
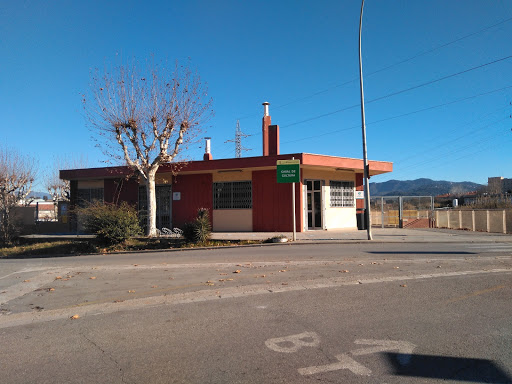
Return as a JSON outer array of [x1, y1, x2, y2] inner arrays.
[[77, 188, 104, 207], [330, 181, 355, 208], [213, 181, 252, 209]]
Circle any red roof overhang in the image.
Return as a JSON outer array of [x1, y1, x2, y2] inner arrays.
[[60, 153, 392, 180]]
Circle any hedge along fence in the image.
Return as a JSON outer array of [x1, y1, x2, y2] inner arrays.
[[434, 209, 511, 234]]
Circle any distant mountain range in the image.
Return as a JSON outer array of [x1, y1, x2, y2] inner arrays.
[[28, 191, 52, 200], [369, 178, 484, 196]]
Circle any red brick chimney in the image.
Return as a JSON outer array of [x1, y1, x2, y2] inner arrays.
[[262, 102, 279, 156]]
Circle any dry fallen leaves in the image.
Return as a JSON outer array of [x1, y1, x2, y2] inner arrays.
[[55, 276, 62, 280], [70, 314, 80, 320], [400, 284, 407, 288], [128, 290, 136, 293], [233, 270, 241, 274], [219, 273, 228, 276], [48, 288, 55, 292], [279, 270, 287, 273], [339, 270, 349, 273], [23, 280, 30, 283], [282, 282, 288, 285], [394, 267, 400, 269], [151, 285, 158, 288], [89, 277, 96, 280], [226, 278, 234, 281]]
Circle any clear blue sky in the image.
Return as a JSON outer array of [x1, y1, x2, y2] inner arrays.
[[1, 0, 511, 189]]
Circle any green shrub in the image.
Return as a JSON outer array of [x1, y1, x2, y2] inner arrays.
[[183, 208, 211, 244], [79, 202, 142, 245]]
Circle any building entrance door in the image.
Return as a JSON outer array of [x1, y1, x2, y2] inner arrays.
[[155, 186, 172, 229], [306, 180, 323, 229], [138, 185, 172, 230]]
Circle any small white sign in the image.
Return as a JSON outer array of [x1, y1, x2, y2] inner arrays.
[[355, 191, 365, 199], [173, 192, 181, 201]]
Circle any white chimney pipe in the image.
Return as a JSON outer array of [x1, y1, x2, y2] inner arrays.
[[262, 102, 270, 117], [205, 137, 211, 154]]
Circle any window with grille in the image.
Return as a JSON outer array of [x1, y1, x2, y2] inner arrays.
[[213, 181, 252, 209], [330, 181, 354, 208], [77, 188, 104, 207]]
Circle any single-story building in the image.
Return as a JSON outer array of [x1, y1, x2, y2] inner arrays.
[[60, 103, 392, 232]]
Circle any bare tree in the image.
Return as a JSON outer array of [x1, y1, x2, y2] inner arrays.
[[46, 154, 90, 201], [45, 154, 89, 219], [83, 60, 213, 236], [0, 147, 37, 244]]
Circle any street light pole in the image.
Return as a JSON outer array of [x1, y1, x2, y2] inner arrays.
[[358, 0, 373, 240]]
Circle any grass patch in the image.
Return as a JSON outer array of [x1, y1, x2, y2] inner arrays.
[[0, 238, 262, 258], [0, 241, 99, 259]]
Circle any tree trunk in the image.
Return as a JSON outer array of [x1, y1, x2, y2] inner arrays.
[[146, 169, 158, 237]]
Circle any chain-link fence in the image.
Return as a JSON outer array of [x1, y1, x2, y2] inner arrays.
[[370, 196, 434, 228]]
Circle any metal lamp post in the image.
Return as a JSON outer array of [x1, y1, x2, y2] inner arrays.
[[358, 0, 373, 240]]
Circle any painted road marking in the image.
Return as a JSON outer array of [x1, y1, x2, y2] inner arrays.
[[265, 334, 416, 378], [265, 332, 320, 353], [352, 339, 415, 357], [298, 354, 371, 376]]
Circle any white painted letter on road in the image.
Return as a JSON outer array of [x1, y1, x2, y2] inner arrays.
[[298, 354, 372, 376], [265, 332, 320, 353], [352, 339, 415, 365]]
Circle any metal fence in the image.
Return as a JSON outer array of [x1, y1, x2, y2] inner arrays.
[[370, 196, 434, 228]]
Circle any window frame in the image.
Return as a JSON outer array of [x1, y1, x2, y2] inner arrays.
[[329, 180, 355, 208], [77, 188, 104, 207], [213, 181, 252, 209]]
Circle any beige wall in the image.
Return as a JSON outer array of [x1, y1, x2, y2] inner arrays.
[[213, 170, 252, 182], [302, 168, 355, 183], [77, 180, 104, 189], [155, 173, 173, 185], [322, 185, 357, 229], [212, 209, 252, 231], [436, 209, 508, 234], [324, 207, 357, 229]]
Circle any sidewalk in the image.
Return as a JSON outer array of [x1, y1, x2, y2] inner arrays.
[[210, 227, 512, 243]]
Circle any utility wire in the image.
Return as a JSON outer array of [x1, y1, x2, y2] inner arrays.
[[279, 54, 512, 129], [382, 121, 510, 179], [235, 16, 512, 120], [279, 85, 512, 144]]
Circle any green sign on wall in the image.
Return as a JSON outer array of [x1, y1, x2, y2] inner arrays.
[[276, 159, 300, 183]]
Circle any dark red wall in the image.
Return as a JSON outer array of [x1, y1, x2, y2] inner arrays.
[[172, 173, 213, 228], [252, 170, 302, 232], [355, 173, 364, 212], [104, 178, 139, 207]]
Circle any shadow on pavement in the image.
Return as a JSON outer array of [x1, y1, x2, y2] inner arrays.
[[385, 352, 512, 383], [367, 251, 476, 255]]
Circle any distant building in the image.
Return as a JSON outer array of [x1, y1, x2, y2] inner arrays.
[[488, 177, 512, 195]]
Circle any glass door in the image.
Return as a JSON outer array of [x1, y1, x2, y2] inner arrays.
[[306, 180, 323, 229]]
